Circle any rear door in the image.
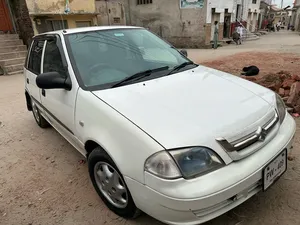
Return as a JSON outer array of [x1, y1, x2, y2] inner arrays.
[[25, 39, 45, 105]]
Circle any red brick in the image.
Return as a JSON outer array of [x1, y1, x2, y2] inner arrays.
[[282, 79, 294, 89], [287, 107, 294, 113], [278, 88, 285, 96], [267, 83, 277, 91], [286, 82, 300, 106], [282, 96, 289, 102], [292, 75, 300, 81], [294, 106, 300, 113], [284, 89, 290, 96]]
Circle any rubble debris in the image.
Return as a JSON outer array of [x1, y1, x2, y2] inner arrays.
[[243, 71, 300, 114]]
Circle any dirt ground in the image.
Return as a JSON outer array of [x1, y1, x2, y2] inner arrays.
[[201, 52, 300, 79], [1, 30, 300, 225]]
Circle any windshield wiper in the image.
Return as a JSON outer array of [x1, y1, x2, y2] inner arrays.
[[111, 66, 169, 88], [168, 61, 197, 75]]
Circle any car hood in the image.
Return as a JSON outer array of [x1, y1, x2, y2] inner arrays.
[[92, 66, 276, 151]]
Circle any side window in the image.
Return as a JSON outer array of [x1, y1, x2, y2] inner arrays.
[[28, 40, 45, 74], [43, 40, 67, 78]]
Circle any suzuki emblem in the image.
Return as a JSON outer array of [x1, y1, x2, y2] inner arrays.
[[257, 126, 267, 142]]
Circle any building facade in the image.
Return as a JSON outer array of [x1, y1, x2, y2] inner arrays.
[[25, 0, 98, 34], [95, 0, 126, 26], [240, 0, 261, 32], [206, 0, 235, 43], [2, 0, 265, 50], [119, 0, 208, 48], [293, 0, 300, 31]]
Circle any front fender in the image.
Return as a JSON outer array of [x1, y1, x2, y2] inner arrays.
[[74, 89, 164, 183]]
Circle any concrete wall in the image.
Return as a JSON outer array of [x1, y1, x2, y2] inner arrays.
[[122, 0, 208, 48], [96, 1, 126, 26], [26, 0, 96, 15]]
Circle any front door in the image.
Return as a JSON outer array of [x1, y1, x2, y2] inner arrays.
[[0, 0, 13, 32], [40, 36, 82, 151]]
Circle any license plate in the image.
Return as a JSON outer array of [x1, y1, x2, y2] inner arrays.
[[263, 149, 287, 191]]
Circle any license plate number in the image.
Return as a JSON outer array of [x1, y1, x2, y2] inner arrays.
[[263, 149, 287, 191]]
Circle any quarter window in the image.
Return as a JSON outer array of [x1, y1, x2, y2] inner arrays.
[[28, 40, 45, 75], [43, 40, 67, 78]]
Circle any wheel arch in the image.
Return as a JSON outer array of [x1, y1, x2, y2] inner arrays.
[[85, 140, 100, 157], [84, 140, 117, 163]]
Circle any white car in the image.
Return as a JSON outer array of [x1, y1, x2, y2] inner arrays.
[[24, 26, 295, 225]]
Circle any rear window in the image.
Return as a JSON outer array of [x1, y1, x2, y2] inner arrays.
[[27, 40, 45, 75]]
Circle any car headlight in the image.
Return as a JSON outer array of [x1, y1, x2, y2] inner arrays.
[[276, 94, 286, 124], [169, 147, 224, 179], [144, 151, 182, 179], [145, 147, 224, 179]]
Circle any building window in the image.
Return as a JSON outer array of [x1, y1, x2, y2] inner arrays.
[[76, 21, 92, 28], [252, 0, 257, 3], [137, 0, 152, 5], [47, 20, 68, 31], [113, 17, 121, 24]]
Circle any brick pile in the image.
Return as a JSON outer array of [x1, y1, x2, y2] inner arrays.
[[244, 71, 300, 113]]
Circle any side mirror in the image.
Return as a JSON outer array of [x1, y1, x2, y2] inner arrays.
[[36, 72, 71, 90], [180, 49, 188, 57]]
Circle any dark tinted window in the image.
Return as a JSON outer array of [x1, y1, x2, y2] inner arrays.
[[28, 40, 45, 74], [43, 40, 67, 78]]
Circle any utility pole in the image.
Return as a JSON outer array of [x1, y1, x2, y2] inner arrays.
[[281, 0, 283, 8]]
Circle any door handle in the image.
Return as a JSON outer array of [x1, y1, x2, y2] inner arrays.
[[26, 78, 29, 84], [42, 89, 46, 97]]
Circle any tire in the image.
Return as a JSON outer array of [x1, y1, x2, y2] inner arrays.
[[88, 147, 141, 219], [31, 99, 49, 128]]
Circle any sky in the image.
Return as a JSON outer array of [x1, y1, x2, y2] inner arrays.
[[273, 0, 294, 8]]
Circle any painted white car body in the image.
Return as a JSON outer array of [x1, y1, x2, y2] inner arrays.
[[24, 26, 295, 225]]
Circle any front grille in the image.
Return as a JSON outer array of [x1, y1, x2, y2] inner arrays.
[[216, 112, 279, 152]]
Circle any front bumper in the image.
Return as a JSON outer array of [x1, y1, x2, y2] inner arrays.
[[125, 114, 296, 225]]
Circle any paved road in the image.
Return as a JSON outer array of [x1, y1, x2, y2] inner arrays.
[[188, 30, 300, 63], [0, 30, 300, 225]]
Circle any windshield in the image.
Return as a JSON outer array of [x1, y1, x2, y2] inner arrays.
[[66, 28, 191, 90]]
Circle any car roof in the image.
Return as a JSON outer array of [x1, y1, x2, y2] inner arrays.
[[34, 26, 142, 37]]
